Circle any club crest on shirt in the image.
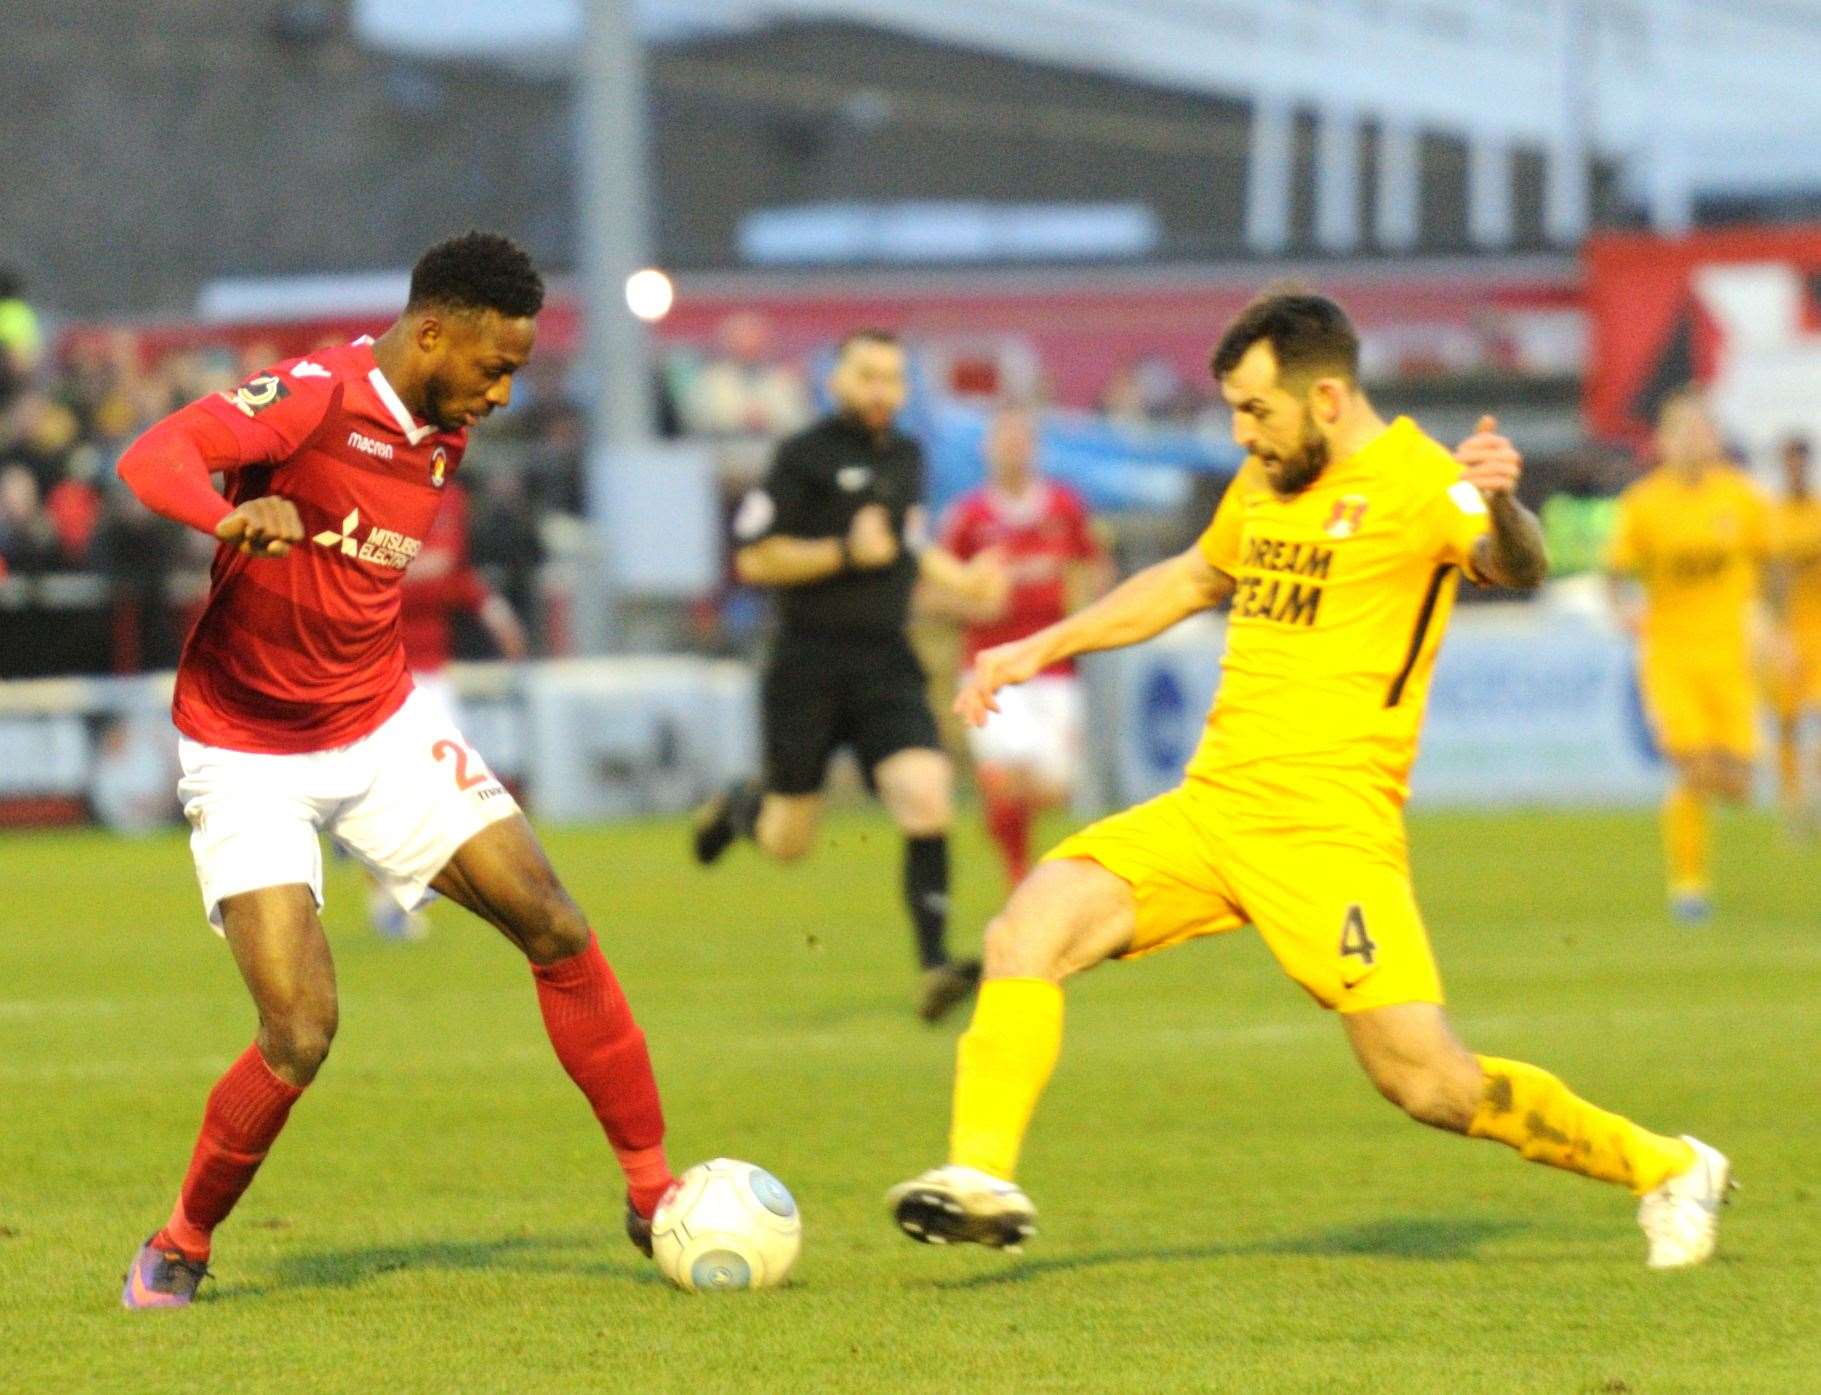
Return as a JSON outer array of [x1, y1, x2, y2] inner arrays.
[[836, 465, 873, 492], [1324, 494, 1369, 539], [430, 446, 448, 488], [226, 374, 290, 417]]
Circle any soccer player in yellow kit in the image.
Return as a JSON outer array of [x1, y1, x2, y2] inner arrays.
[[1770, 437, 1821, 826], [888, 293, 1731, 1270], [1606, 392, 1771, 920]]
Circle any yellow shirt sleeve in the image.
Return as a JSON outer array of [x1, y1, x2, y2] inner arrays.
[[1424, 477, 1492, 577], [1196, 463, 1257, 573]]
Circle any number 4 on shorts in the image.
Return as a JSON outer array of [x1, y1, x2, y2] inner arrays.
[[1339, 904, 1377, 966]]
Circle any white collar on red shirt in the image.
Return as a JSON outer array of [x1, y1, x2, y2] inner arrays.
[[987, 481, 1051, 528], [353, 335, 437, 446]]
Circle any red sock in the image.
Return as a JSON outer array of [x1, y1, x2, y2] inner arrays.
[[155, 1043, 304, 1261], [982, 790, 1033, 887], [533, 931, 674, 1216]]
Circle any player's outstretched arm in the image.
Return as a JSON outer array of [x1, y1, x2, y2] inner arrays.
[[956, 546, 1231, 726], [1457, 415, 1548, 590], [117, 397, 305, 557]]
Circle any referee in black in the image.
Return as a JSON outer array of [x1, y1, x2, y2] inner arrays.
[[694, 330, 1006, 1022]]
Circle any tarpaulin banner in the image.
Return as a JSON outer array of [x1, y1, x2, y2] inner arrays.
[[1586, 225, 1821, 468]]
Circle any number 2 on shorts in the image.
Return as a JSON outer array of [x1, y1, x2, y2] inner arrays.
[[432, 739, 487, 792], [1340, 904, 1377, 967]]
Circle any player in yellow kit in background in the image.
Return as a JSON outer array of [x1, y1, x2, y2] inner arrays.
[[1606, 391, 1772, 921], [888, 293, 1732, 1271], [1769, 436, 1821, 832]]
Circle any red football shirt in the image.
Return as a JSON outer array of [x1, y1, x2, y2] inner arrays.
[[941, 480, 1100, 676], [168, 340, 467, 752]]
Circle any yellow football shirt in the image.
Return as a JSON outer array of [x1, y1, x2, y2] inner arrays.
[[1607, 464, 1769, 660], [1189, 416, 1490, 827], [1773, 495, 1821, 640]]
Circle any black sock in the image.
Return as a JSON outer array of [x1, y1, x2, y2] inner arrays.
[[904, 835, 950, 969]]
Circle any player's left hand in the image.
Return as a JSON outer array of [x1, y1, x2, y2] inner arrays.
[[217, 495, 305, 557], [1455, 414, 1522, 498], [955, 634, 1047, 727]]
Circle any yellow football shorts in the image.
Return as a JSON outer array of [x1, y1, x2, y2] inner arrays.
[[1639, 648, 1757, 758], [1045, 782, 1442, 1014]]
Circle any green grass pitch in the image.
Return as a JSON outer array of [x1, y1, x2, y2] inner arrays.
[[2, 808, 1817, 1393]]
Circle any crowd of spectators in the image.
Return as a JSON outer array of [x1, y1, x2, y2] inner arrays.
[[0, 268, 1596, 679], [0, 287, 834, 676]]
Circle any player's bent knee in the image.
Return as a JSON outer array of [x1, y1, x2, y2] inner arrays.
[[1367, 1062, 1475, 1132], [894, 799, 952, 839], [516, 890, 592, 965], [981, 913, 1060, 981], [757, 822, 814, 861], [259, 999, 338, 1083], [878, 753, 954, 836]]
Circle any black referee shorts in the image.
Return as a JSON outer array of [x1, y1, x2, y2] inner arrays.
[[760, 631, 942, 797]]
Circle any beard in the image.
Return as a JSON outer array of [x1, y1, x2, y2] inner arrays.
[[422, 376, 466, 433], [1259, 423, 1330, 496]]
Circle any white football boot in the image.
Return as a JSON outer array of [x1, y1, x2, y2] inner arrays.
[[888, 1165, 1037, 1250], [1637, 1135, 1733, 1269]]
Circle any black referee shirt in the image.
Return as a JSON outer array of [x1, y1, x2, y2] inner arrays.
[[733, 411, 924, 638]]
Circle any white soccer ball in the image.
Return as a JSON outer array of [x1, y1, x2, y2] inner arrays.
[[650, 1158, 802, 1292]]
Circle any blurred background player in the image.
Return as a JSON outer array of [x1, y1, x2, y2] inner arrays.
[[692, 330, 1006, 1022], [368, 476, 530, 940], [1606, 390, 1772, 922], [1770, 436, 1821, 831], [937, 406, 1109, 888]]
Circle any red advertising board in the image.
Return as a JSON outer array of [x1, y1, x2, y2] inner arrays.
[[1586, 225, 1821, 448]]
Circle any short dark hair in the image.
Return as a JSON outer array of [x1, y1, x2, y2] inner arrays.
[[1209, 292, 1359, 385], [837, 327, 901, 356], [407, 231, 544, 319]]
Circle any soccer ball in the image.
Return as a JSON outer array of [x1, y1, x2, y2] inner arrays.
[[650, 1158, 802, 1292]]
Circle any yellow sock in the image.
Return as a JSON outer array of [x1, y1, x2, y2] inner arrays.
[[1470, 1056, 1694, 1195], [1662, 784, 1709, 897], [948, 978, 1064, 1180]]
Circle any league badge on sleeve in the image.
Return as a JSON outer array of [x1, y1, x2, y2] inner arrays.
[[430, 446, 448, 488], [227, 373, 291, 417]]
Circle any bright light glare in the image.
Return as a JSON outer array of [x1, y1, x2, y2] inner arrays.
[[625, 268, 675, 322]]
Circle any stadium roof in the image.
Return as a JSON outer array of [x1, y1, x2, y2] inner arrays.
[[353, 0, 1821, 204]]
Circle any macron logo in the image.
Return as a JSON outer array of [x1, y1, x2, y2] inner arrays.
[[314, 509, 361, 557], [347, 431, 395, 460]]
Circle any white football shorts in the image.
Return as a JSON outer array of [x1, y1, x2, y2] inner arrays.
[[404, 671, 464, 734], [965, 673, 1084, 790], [177, 686, 520, 931]]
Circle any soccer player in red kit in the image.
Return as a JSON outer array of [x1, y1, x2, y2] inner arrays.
[[114, 233, 675, 1307], [940, 407, 1108, 886]]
